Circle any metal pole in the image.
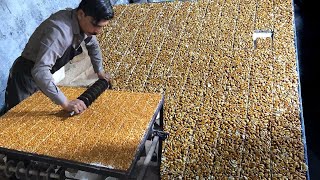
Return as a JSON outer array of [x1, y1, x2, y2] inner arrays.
[[137, 136, 159, 180], [158, 105, 164, 168]]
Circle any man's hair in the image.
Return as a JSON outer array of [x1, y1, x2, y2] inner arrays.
[[78, 0, 114, 22]]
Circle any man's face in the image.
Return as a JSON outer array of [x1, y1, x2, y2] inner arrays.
[[78, 10, 109, 36]]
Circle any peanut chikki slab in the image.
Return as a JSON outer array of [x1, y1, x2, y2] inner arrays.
[[0, 87, 162, 171], [97, 1, 308, 179]]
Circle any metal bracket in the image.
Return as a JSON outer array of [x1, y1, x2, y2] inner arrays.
[[253, 30, 274, 49], [153, 130, 169, 141]]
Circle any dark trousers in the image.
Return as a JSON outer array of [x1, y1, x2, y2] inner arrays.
[[3, 57, 39, 114]]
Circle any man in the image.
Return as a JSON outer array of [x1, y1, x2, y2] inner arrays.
[[2, 0, 114, 115]]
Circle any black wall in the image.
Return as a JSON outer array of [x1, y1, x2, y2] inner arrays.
[[294, 0, 320, 179]]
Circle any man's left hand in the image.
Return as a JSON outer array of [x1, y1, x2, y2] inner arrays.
[[97, 71, 112, 83]]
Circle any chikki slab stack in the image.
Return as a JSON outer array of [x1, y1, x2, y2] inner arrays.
[[0, 87, 162, 171], [98, 0, 307, 179]]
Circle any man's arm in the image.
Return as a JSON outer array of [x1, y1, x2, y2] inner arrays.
[[31, 26, 87, 113], [31, 26, 68, 105], [85, 36, 112, 83], [85, 36, 104, 73]]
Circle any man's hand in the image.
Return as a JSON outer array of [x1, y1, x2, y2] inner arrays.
[[61, 99, 87, 114], [97, 71, 112, 83]]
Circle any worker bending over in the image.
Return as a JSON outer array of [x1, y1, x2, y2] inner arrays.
[[2, 0, 113, 116]]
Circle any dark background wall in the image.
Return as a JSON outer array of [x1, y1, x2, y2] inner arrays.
[[294, 0, 320, 179]]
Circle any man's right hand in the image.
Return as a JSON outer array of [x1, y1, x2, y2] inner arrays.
[[61, 99, 87, 114]]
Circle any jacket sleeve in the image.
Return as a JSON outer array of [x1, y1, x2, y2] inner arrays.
[[85, 36, 104, 73], [31, 25, 69, 105]]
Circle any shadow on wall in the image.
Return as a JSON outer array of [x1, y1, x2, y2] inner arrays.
[[0, 0, 80, 112]]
